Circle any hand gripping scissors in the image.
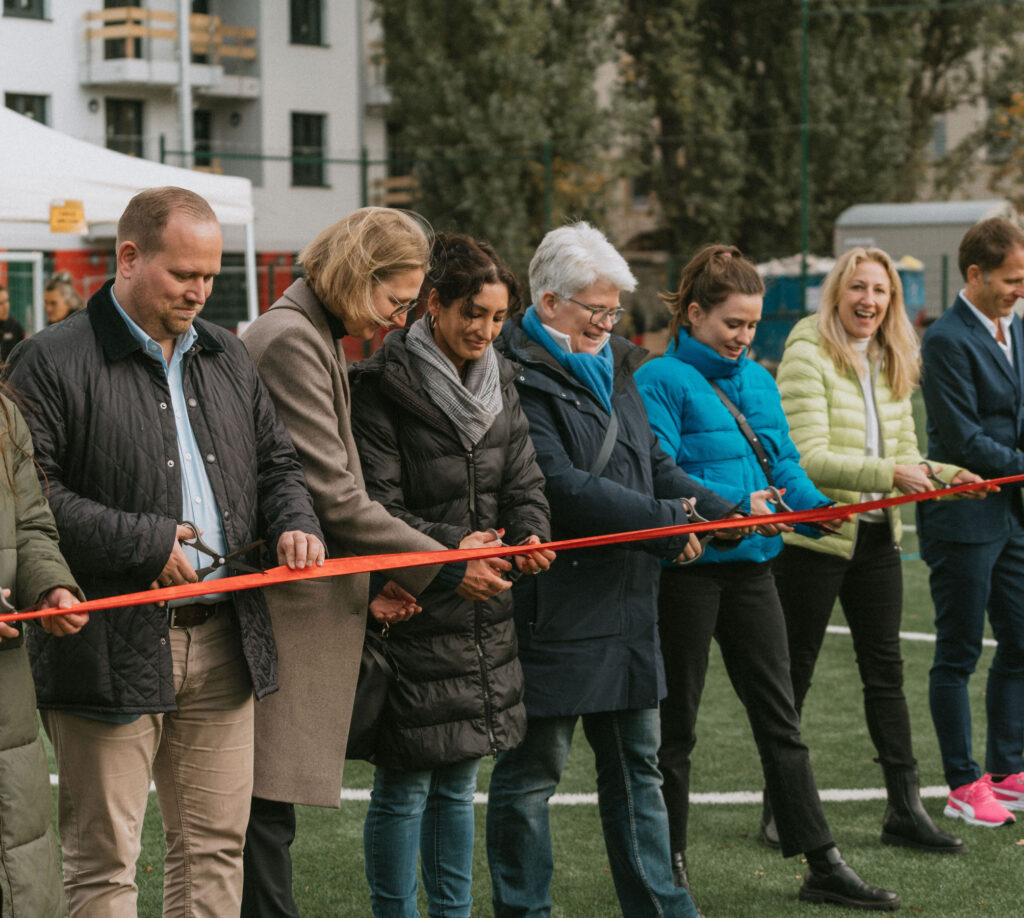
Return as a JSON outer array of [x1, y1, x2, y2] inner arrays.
[[178, 521, 265, 581], [674, 497, 746, 565], [765, 486, 836, 536]]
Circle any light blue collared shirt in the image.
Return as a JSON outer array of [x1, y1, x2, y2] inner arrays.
[[109, 292, 228, 600]]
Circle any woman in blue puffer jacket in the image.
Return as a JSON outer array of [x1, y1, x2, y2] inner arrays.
[[636, 245, 897, 912]]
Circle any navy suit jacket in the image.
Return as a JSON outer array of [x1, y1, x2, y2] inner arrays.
[[917, 295, 1024, 543]]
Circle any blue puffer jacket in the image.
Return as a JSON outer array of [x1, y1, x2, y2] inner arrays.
[[496, 318, 736, 717], [636, 329, 830, 564]]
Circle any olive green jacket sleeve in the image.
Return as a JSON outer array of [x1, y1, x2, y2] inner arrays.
[[0, 397, 82, 609]]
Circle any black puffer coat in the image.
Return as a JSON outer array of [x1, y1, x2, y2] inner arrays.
[[348, 328, 550, 770], [6, 281, 322, 712]]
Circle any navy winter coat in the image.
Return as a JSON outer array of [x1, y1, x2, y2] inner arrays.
[[496, 318, 735, 717]]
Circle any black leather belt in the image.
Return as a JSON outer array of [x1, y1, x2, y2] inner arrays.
[[167, 601, 227, 629]]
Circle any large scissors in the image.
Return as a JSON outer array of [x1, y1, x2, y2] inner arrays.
[[674, 498, 746, 565], [0, 589, 31, 643], [765, 486, 836, 535], [919, 461, 946, 488], [179, 521, 265, 581]]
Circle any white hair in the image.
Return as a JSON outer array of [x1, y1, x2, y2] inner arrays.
[[529, 222, 637, 305]]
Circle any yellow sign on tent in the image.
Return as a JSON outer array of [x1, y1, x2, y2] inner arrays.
[[49, 200, 87, 233]]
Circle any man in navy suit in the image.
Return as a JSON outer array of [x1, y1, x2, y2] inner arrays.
[[918, 217, 1024, 828]]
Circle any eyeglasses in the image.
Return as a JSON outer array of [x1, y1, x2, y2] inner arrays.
[[377, 281, 420, 323], [560, 294, 626, 326]]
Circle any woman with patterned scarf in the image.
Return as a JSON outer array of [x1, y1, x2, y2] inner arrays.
[[349, 232, 554, 918]]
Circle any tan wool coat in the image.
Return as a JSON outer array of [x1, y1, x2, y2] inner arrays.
[[242, 280, 445, 807]]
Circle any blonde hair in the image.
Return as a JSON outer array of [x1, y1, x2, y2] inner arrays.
[[44, 271, 84, 313], [816, 247, 919, 400], [298, 208, 430, 329]]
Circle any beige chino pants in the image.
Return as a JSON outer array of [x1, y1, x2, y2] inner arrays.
[[43, 612, 254, 918]]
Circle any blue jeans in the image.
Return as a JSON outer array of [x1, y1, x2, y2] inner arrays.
[[921, 527, 1024, 789], [486, 709, 698, 918], [363, 758, 481, 918]]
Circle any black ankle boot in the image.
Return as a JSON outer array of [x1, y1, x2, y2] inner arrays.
[[671, 850, 691, 891], [800, 846, 900, 911], [881, 764, 966, 854], [758, 794, 781, 850], [671, 852, 701, 914]]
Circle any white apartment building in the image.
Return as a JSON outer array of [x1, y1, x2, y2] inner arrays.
[[0, 0, 391, 324]]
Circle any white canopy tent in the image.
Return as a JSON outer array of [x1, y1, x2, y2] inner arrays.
[[0, 108, 258, 329]]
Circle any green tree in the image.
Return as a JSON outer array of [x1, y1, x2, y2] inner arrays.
[[618, 0, 995, 261], [376, 0, 618, 274], [942, 5, 1024, 207]]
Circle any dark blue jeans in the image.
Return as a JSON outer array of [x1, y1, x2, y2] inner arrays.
[[486, 709, 697, 918], [363, 758, 481, 918], [657, 562, 833, 858], [919, 525, 1024, 789]]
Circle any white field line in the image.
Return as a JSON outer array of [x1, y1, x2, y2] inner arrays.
[[47, 625, 981, 806], [45, 774, 950, 806], [827, 624, 996, 648]]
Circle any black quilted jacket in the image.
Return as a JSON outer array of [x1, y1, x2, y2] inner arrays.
[[348, 328, 550, 770], [6, 281, 322, 713]]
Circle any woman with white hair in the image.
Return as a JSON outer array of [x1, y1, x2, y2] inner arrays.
[[774, 246, 982, 851], [486, 222, 740, 918]]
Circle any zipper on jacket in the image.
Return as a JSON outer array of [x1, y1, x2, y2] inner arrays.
[[863, 360, 897, 545], [466, 445, 498, 754]]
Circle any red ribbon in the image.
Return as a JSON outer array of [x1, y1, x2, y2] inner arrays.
[[6, 473, 1022, 624]]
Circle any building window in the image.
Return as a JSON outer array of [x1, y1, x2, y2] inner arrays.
[[5, 93, 48, 124], [194, 109, 213, 168], [290, 0, 323, 46], [3, 0, 45, 20], [103, 0, 141, 59], [291, 112, 326, 187], [106, 98, 144, 158]]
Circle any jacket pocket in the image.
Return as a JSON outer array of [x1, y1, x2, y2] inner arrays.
[[529, 551, 625, 642]]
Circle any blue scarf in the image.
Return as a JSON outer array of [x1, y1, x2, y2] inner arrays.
[[522, 305, 614, 413]]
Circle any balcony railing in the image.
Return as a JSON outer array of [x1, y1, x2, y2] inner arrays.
[[81, 6, 258, 86]]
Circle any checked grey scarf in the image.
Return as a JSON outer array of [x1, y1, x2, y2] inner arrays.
[[405, 317, 502, 449]]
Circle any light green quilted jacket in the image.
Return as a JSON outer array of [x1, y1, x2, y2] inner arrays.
[[777, 315, 961, 559]]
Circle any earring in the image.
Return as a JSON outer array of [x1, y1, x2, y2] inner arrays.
[[427, 312, 437, 330]]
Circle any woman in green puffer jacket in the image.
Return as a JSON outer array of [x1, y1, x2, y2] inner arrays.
[[773, 246, 983, 855], [0, 388, 87, 915]]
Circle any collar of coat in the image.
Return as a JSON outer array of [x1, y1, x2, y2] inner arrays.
[[350, 323, 517, 425], [497, 314, 647, 392], [667, 327, 746, 381], [87, 278, 225, 363]]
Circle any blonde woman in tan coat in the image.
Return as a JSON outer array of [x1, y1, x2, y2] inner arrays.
[[240, 208, 512, 918]]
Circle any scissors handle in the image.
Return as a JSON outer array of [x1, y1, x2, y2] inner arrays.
[[178, 521, 264, 581], [920, 460, 945, 487]]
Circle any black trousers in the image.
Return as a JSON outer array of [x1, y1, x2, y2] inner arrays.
[[657, 561, 833, 858], [774, 521, 916, 770], [241, 796, 300, 918]]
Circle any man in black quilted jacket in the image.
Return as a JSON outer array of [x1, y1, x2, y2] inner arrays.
[[6, 186, 325, 918]]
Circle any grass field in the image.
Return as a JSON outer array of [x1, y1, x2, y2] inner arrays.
[[45, 431, 1023, 917]]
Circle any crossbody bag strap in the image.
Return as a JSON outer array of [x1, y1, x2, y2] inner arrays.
[[589, 409, 619, 477], [707, 379, 774, 488]]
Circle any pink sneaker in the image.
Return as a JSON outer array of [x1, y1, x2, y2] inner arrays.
[[982, 773, 1024, 811], [944, 779, 1015, 827]]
